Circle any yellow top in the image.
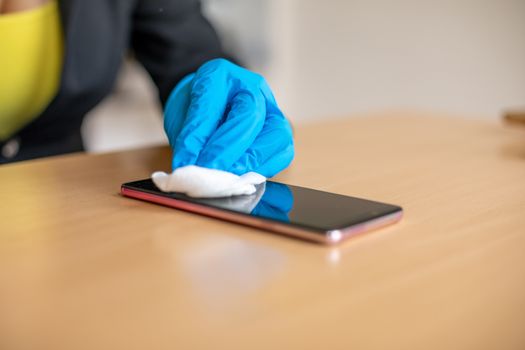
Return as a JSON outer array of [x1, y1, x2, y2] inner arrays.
[[0, 1, 63, 141]]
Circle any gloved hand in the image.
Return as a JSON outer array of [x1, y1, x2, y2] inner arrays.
[[164, 58, 294, 178]]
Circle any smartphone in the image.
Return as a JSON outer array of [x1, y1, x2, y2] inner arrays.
[[121, 179, 403, 245]]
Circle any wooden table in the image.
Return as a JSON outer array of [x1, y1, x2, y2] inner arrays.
[[1, 113, 524, 350]]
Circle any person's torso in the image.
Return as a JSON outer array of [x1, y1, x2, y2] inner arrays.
[[0, 0, 135, 143]]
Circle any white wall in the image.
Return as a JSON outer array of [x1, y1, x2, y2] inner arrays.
[[268, 0, 525, 121]]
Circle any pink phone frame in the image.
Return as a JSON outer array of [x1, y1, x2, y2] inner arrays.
[[121, 186, 403, 245]]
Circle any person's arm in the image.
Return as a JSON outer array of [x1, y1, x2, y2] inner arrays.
[[131, 0, 225, 105], [131, 0, 294, 177]]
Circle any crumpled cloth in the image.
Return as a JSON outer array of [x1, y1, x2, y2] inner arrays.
[[151, 165, 266, 198]]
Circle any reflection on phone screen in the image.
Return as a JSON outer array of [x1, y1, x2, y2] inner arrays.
[[195, 182, 294, 223]]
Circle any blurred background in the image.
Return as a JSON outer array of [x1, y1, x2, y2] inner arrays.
[[82, 0, 525, 152]]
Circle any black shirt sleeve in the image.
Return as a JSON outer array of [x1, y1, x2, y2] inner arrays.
[[131, 0, 225, 105]]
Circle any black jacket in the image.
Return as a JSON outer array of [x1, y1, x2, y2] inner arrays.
[[0, 0, 224, 163]]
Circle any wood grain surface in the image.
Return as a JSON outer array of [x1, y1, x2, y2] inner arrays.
[[1, 112, 524, 350]]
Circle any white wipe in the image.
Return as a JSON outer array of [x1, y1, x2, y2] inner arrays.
[[151, 165, 266, 198]]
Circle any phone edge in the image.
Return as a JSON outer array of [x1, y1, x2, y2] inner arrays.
[[121, 186, 403, 245]]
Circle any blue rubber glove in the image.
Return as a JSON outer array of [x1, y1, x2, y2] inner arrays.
[[164, 59, 294, 178]]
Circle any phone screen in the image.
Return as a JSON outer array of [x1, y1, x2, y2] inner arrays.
[[122, 179, 402, 232]]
